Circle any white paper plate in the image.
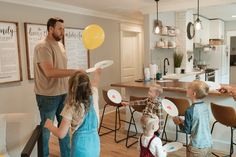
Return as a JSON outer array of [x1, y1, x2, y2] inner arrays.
[[85, 67, 97, 73], [163, 142, 183, 153], [205, 81, 221, 91], [95, 60, 114, 69], [107, 89, 122, 104], [161, 99, 178, 117]]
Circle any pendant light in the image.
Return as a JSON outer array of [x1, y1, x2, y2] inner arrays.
[[195, 0, 202, 30], [154, 0, 162, 34]]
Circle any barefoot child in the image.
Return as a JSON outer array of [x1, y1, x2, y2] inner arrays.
[[44, 69, 101, 157]]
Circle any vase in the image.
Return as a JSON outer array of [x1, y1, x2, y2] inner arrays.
[[175, 67, 181, 74]]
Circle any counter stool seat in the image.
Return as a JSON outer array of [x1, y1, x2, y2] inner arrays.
[[211, 103, 236, 157], [98, 90, 137, 143], [125, 96, 147, 148], [162, 97, 190, 145]]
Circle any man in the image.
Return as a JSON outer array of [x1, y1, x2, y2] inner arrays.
[[34, 17, 80, 157]]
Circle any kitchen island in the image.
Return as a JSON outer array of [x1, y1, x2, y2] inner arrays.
[[111, 80, 235, 152]]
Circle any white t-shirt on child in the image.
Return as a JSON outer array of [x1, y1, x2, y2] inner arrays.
[[138, 135, 167, 157], [60, 87, 99, 133]]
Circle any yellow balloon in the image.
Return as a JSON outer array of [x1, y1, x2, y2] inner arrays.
[[82, 24, 105, 50]]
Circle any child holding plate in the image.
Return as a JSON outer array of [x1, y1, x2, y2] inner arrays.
[[173, 80, 212, 157], [122, 84, 164, 136], [44, 69, 101, 157]]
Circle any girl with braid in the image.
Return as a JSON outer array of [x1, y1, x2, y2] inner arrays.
[[44, 69, 101, 157]]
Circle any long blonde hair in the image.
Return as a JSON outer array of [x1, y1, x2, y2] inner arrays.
[[66, 71, 92, 115]]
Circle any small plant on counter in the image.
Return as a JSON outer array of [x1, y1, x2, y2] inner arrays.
[[174, 52, 183, 68]]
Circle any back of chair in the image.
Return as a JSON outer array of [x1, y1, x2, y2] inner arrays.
[[211, 103, 236, 127], [165, 97, 190, 116], [130, 96, 147, 112], [102, 90, 121, 107]]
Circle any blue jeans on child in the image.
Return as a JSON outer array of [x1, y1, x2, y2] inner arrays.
[[36, 94, 71, 157]]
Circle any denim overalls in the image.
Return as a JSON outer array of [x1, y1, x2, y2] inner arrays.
[[71, 96, 100, 157]]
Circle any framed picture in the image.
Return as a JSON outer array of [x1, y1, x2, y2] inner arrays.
[[0, 21, 22, 83], [64, 27, 89, 70], [24, 23, 47, 79]]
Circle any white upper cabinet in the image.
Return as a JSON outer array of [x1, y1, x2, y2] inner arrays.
[[194, 15, 209, 45], [209, 19, 224, 39]]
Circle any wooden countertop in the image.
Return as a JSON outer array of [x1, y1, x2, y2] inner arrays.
[[111, 81, 234, 97]]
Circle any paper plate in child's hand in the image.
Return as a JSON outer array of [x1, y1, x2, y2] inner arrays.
[[85, 67, 97, 73], [163, 142, 183, 153], [107, 89, 122, 104], [95, 60, 114, 69], [161, 99, 178, 117]]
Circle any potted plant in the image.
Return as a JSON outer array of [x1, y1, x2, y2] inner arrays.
[[174, 52, 183, 74]]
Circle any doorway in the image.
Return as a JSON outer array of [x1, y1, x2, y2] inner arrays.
[[120, 24, 143, 82], [227, 31, 236, 84], [120, 23, 144, 97]]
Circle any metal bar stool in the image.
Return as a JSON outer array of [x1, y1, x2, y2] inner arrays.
[[125, 96, 147, 148], [162, 97, 190, 145], [98, 90, 137, 143], [211, 103, 236, 157]]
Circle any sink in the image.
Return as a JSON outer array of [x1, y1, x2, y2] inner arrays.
[[156, 80, 174, 83]]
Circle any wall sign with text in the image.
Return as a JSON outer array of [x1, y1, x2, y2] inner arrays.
[[0, 21, 22, 83], [64, 27, 89, 70], [24, 23, 47, 79]]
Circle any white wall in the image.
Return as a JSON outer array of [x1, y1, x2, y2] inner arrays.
[[225, 20, 236, 31], [0, 1, 138, 155]]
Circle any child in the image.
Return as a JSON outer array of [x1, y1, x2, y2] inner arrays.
[[44, 69, 101, 157], [138, 114, 167, 157], [122, 84, 164, 136], [173, 80, 212, 157]]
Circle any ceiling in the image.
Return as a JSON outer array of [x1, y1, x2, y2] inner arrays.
[[45, 0, 236, 21]]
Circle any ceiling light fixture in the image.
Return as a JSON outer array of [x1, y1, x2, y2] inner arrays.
[[195, 0, 202, 30], [154, 0, 162, 34], [232, 15, 236, 18]]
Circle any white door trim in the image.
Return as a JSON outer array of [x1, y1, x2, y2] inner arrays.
[[120, 23, 144, 81]]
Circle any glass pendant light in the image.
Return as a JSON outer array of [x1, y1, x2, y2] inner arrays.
[[154, 0, 162, 34], [195, 0, 202, 30]]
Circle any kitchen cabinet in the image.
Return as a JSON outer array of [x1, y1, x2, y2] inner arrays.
[[209, 19, 224, 39], [194, 15, 209, 45]]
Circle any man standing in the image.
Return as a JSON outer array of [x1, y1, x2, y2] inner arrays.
[[34, 17, 79, 157]]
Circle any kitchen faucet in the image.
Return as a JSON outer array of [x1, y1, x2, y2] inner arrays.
[[164, 58, 170, 75]]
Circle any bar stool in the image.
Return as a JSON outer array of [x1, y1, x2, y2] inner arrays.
[[98, 90, 136, 143], [125, 96, 147, 148], [162, 97, 190, 145], [211, 103, 236, 157]]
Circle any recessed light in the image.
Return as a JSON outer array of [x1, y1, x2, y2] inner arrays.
[[232, 15, 236, 18]]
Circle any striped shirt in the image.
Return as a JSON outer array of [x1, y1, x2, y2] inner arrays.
[[129, 97, 164, 132]]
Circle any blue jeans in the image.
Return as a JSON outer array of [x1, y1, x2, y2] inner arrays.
[[36, 94, 71, 157]]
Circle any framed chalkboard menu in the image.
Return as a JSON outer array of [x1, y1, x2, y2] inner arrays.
[[0, 21, 22, 83], [64, 27, 89, 70], [24, 23, 47, 79]]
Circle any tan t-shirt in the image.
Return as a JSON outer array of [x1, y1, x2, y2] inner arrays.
[[34, 37, 68, 96]]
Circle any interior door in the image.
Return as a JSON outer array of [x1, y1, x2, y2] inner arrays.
[[121, 31, 139, 82]]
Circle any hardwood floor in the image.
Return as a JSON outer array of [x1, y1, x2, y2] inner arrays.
[[49, 109, 229, 157]]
